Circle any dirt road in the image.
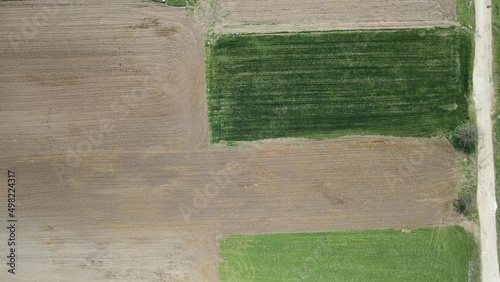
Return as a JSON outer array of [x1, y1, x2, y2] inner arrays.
[[473, 0, 500, 280]]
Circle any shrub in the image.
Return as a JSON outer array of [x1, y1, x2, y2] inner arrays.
[[454, 193, 477, 216], [452, 123, 477, 153]]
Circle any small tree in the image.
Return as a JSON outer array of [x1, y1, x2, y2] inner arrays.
[[454, 193, 477, 216], [452, 123, 477, 153]]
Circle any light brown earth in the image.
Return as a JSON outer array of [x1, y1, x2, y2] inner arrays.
[[0, 0, 467, 281], [201, 0, 458, 34], [2, 137, 462, 281]]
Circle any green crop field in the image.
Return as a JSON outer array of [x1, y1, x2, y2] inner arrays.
[[207, 28, 473, 142], [219, 226, 479, 282]]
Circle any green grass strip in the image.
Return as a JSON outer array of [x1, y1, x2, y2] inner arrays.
[[219, 226, 479, 281], [492, 0, 500, 265], [457, 0, 476, 28], [152, 0, 198, 7]]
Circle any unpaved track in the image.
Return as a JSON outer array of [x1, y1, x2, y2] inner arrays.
[[473, 0, 500, 280], [0, 0, 466, 281], [203, 0, 457, 34]]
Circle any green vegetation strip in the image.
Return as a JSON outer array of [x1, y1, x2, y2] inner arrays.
[[219, 226, 479, 282], [166, 0, 186, 6], [207, 28, 472, 142], [153, 0, 197, 7], [493, 0, 500, 264], [457, 0, 476, 28]]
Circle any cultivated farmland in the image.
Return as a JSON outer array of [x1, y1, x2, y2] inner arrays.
[[5, 137, 462, 280], [0, 0, 479, 281], [219, 226, 479, 282], [207, 28, 472, 142]]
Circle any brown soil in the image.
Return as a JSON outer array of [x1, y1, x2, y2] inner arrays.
[[201, 0, 457, 34], [0, 0, 464, 281]]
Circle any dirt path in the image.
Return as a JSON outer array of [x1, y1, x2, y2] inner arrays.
[[473, 0, 500, 280]]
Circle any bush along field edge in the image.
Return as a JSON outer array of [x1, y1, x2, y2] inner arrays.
[[453, 6, 478, 220], [457, 0, 476, 29]]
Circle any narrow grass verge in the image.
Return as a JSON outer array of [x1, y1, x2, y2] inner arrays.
[[492, 0, 500, 267], [457, 0, 476, 29]]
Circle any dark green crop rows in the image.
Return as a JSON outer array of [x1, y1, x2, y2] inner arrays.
[[207, 28, 472, 142]]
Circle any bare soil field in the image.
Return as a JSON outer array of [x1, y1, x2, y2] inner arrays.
[[0, 0, 467, 281], [3, 137, 461, 281], [202, 0, 458, 34]]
